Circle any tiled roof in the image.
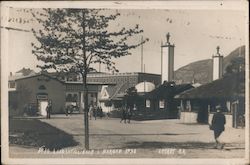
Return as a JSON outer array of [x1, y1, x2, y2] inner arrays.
[[145, 82, 193, 99], [8, 72, 37, 81], [16, 68, 36, 76], [175, 72, 245, 100]]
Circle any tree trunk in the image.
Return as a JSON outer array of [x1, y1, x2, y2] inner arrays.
[[81, 10, 89, 150], [82, 73, 89, 150]]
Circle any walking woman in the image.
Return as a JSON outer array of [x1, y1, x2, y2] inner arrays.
[[210, 106, 226, 149]]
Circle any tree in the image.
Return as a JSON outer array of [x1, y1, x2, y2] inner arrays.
[[124, 86, 138, 109], [31, 8, 148, 149], [225, 56, 245, 75]]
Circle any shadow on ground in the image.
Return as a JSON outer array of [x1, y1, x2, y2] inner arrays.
[[120, 141, 245, 150], [9, 118, 78, 150], [71, 133, 198, 136]]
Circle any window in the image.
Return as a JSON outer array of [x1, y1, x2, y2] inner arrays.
[[159, 100, 165, 109], [9, 82, 16, 88], [66, 93, 78, 102], [146, 99, 150, 108], [73, 94, 78, 101], [66, 94, 73, 102]]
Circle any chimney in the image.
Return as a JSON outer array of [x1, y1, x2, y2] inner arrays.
[[161, 32, 175, 83], [212, 46, 223, 80]]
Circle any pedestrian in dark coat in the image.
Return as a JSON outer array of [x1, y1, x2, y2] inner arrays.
[[211, 106, 226, 149], [93, 106, 97, 120], [65, 106, 69, 116], [99, 106, 103, 119], [127, 107, 132, 123], [46, 100, 52, 119], [120, 106, 127, 123]]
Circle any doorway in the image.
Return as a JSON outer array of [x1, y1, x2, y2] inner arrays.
[[38, 100, 48, 116]]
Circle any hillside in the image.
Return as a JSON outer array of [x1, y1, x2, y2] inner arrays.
[[174, 45, 245, 84]]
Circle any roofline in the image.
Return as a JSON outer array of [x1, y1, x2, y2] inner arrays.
[[10, 73, 65, 84], [11, 73, 117, 86], [65, 81, 116, 85], [175, 72, 244, 99], [87, 72, 161, 77]]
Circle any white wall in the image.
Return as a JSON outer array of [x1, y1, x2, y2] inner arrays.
[[212, 56, 223, 80], [180, 111, 198, 123]]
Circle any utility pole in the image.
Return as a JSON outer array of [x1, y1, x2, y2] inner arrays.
[[160, 41, 163, 83], [141, 36, 143, 72]]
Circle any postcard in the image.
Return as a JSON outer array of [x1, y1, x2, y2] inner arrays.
[[1, 1, 249, 164]]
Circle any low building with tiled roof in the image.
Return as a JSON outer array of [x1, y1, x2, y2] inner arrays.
[[137, 81, 193, 119], [175, 72, 245, 128]]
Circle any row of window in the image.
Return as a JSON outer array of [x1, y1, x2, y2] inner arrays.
[[65, 93, 97, 102], [66, 93, 78, 102], [145, 99, 165, 109]]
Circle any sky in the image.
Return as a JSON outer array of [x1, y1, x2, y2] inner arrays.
[[2, 7, 246, 75]]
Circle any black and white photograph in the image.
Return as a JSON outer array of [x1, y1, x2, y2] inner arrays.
[[1, 1, 249, 164]]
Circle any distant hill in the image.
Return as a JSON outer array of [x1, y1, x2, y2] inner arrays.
[[174, 45, 245, 84]]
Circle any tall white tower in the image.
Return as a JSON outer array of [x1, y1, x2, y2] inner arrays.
[[212, 46, 223, 80], [161, 33, 175, 83]]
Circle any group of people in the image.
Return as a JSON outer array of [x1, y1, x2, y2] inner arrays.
[[89, 105, 103, 120], [120, 106, 133, 123], [45, 99, 226, 150]]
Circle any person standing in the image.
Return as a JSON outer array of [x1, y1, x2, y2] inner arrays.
[[46, 100, 52, 119], [127, 107, 132, 123], [65, 105, 69, 116], [93, 106, 97, 120], [99, 106, 103, 119], [89, 105, 93, 120], [210, 106, 226, 149], [120, 106, 127, 123]]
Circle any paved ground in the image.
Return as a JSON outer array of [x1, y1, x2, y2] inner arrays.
[[10, 114, 245, 158]]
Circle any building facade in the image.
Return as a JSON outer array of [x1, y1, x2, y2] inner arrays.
[[9, 73, 103, 116], [96, 72, 161, 112], [9, 71, 161, 116], [175, 72, 245, 128]]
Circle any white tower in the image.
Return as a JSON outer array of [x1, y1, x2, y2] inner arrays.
[[212, 46, 223, 80], [161, 33, 175, 83]]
